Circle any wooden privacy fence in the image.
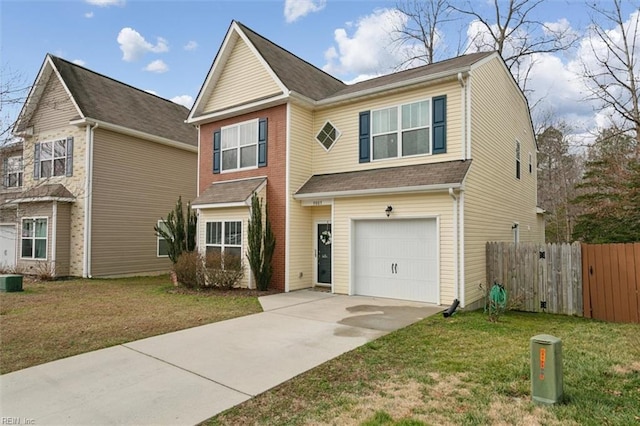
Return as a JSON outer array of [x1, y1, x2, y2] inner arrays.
[[582, 243, 640, 324], [486, 242, 582, 316]]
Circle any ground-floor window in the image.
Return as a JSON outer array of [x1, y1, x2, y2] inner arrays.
[[21, 217, 47, 259], [205, 221, 242, 259], [157, 220, 169, 257]]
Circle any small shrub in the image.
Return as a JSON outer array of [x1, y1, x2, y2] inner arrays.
[[204, 251, 245, 290], [34, 261, 56, 281], [173, 251, 205, 289]]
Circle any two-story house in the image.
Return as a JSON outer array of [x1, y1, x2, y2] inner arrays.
[[3, 55, 197, 277], [187, 21, 544, 308]]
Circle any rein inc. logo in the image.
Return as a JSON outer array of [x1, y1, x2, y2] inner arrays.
[[1, 418, 35, 425]]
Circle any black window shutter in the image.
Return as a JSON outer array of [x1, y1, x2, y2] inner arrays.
[[213, 130, 221, 174], [432, 95, 447, 154], [359, 111, 370, 163], [258, 118, 267, 167], [66, 136, 74, 177], [34, 142, 41, 179]]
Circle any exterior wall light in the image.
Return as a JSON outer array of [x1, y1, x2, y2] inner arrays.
[[385, 205, 393, 217]]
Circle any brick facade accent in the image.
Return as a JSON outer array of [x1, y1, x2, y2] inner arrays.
[[199, 104, 287, 290]]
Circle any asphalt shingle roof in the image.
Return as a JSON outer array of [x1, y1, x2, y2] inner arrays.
[[15, 184, 75, 201], [192, 177, 266, 207], [49, 55, 197, 147], [295, 160, 472, 197]]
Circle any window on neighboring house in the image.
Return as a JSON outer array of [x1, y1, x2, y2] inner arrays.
[[21, 217, 47, 259], [516, 140, 521, 179], [157, 220, 169, 257], [221, 119, 258, 172], [529, 152, 533, 174], [316, 121, 340, 151], [36, 138, 73, 179], [3, 155, 23, 188], [205, 221, 242, 260], [372, 100, 430, 160]]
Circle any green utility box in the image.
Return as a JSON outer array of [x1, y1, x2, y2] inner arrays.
[[0, 274, 23, 292], [530, 334, 563, 404]]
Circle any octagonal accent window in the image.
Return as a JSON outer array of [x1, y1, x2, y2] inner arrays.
[[316, 121, 341, 151]]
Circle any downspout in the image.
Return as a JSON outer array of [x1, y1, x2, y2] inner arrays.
[[82, 122, 98, 278], [457, 73, 467, 160], [459, 191, 465, 307], [51, 200, 57, 277], [448, 187, 459, 302]]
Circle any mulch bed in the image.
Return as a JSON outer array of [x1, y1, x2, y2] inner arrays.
[[166, 286, 282, 298]]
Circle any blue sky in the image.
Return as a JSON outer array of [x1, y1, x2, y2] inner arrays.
[[1, 0, 638, 142]]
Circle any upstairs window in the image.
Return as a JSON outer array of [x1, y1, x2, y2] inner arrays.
[[221, 119, 258, 172], [34, 137, 73, 179], [316, 121, 340, 151], [372, 99, 430, 160], [3, 155, 23, 188]]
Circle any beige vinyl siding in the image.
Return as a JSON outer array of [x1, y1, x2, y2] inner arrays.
[[28, 73, 78, 133], [90, 128, 197, 277], [287, 103, 314, 290], [463, 56, 541, 307], [197, 206, 251, 288], [54, 202, 71, 276], [311, 80, 463, 175], [332, 192, 454, 304], [203, 37, 282, 114]]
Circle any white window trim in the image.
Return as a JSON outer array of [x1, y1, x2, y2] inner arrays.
[[205, 220, 243, 256], [220, 118, 259, 173], [315, 120, 341, 152], [20, 216, 48, 260], [157, 220, 169, 258], [38, 138, 68, 179], [370, 98, 432, 162], [5, 155, 23, 188]]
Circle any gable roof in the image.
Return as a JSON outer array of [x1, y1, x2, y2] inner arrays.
[[189, 21, 500, 123], [15, 55, 197, 147], [294, 160, 472, 199], [236, 22, 346, 101]]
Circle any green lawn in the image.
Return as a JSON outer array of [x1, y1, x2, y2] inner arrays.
[[208, 310, 640, 425], [0, 276, 263, 374]]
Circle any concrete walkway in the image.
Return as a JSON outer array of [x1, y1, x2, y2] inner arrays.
[[0, 290, 442, 425]]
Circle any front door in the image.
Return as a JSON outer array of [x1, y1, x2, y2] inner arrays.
[[317, 223, 332, 285]]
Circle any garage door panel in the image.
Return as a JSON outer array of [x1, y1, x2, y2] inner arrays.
[[353, 219, 438, 303]]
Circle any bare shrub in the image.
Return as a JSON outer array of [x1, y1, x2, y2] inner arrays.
[[204, 251, 245, 290], [173, 251, 205, 289]]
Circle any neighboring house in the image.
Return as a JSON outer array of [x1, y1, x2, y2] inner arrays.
[[3, 54, 197, 277], [187, 21, 543, 308]]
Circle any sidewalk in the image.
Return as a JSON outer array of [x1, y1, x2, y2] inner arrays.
[[0, 290, 442, 425]]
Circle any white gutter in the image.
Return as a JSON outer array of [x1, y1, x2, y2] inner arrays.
[[448, 188, 459, 302], [196, 125, 201, 197], [51, 200, 57, 276], [69, 118, 197, 153], [457, 72, 468, 160], [294, 183, 460, 200], [82, 122, 98, 278], [284, 103, 291, 293]]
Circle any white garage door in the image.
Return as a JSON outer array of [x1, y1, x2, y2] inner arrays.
[[354, 219, 438, 303], [0, 225, 17, 269]]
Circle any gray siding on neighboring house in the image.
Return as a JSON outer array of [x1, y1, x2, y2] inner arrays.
[[29, 73, 78, 134], [55, 202, 72, 276], [90, 128, 197, 276]]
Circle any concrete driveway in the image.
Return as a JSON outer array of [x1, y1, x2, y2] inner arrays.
[[0, 290, 443, 425]]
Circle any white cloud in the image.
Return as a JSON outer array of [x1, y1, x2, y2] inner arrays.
[[117, 27, 168, 62], [284, 0, 326, 23], [323, 8, 409, 80], [72, 59, 86, 66], [170, 95, 194, 108], [145, 89, 158, 96], [183, 41, 198, 51], [84, 11, 94, 18], [144, 59, 169, 73], [86, 0, 125, 6]]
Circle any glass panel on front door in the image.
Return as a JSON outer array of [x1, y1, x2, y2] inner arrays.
[[317, 223, 332, 284]]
